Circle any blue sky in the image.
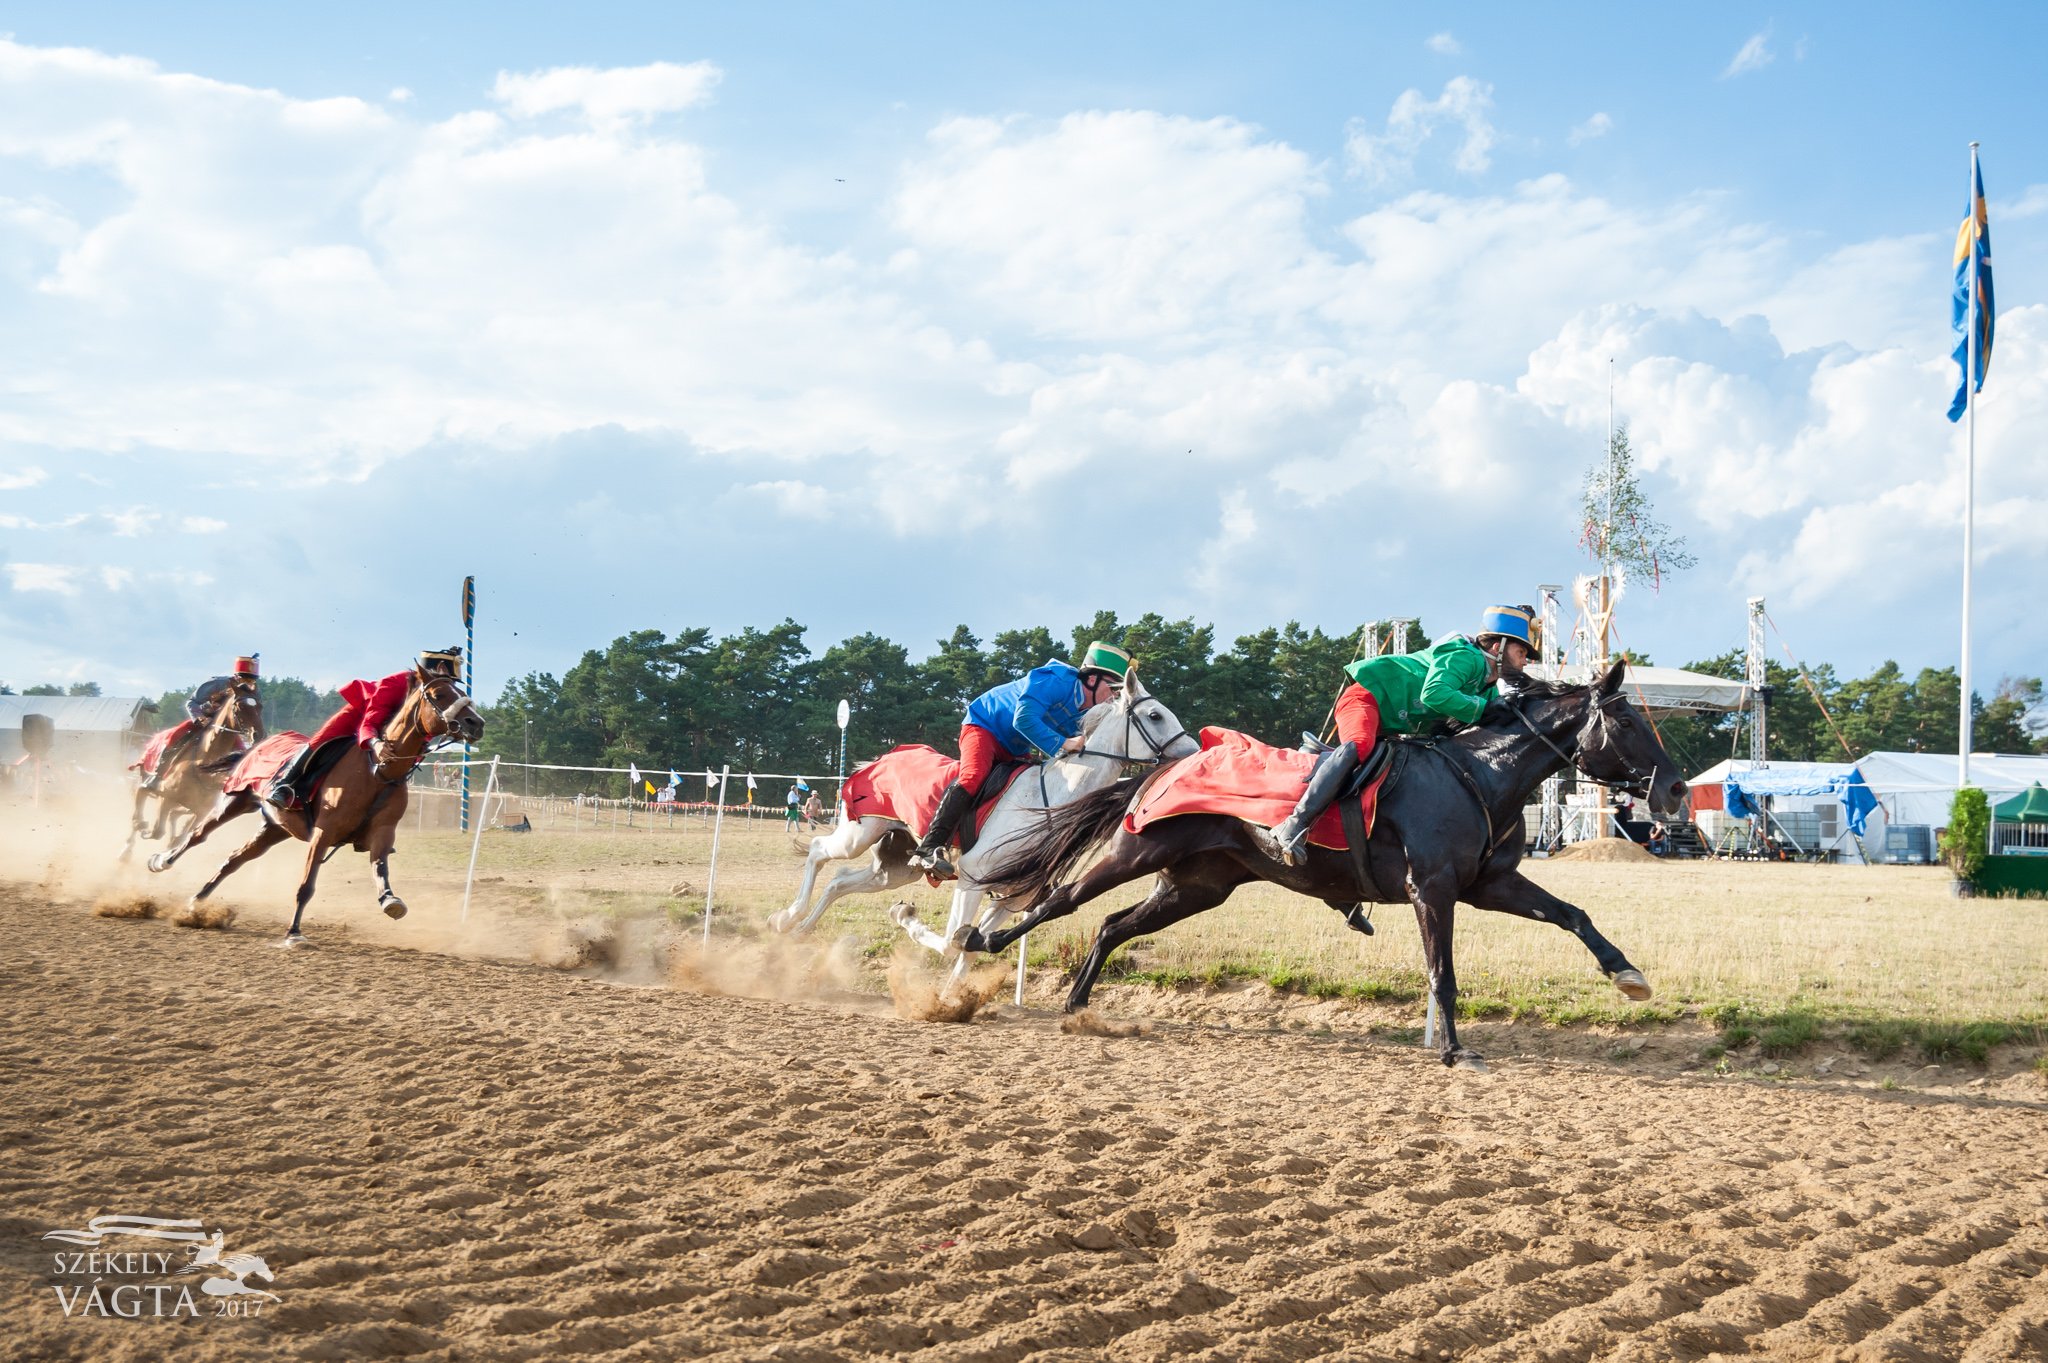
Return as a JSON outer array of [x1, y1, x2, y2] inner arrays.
[[2, 5, 2045, 707]]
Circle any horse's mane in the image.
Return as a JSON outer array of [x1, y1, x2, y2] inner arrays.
[[1503, 672, 1583, 703]]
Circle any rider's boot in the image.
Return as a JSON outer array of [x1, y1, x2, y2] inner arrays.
[[1266, 742, 1362, 867], [264, 743, 316, 809], [908, 782, 975, 876]]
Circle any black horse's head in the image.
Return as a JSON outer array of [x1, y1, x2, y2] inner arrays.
[[1574, 660, 1688, 817]]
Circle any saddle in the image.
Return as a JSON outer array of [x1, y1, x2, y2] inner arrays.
[[1296, 731, 1398, 797], [953, 757, 1031, 856]]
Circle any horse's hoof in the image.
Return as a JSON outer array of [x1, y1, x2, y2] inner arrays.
[[886, 901, 917, 928], [145, 854, 167, 874], [1612, 969, 1652, 1001], [1446, 1049, 1489, 1073], [276, 933, 312, 950], [952, 925, 987, 956], [380, 896, 407, 921]]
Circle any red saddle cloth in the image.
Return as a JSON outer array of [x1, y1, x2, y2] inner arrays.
[[1126, 726, 1384, 850], [131, 721, 197, 774], [840, 745, 1026, 839], [222, 732, 309, 796]]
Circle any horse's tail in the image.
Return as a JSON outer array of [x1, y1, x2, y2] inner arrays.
[[979, 771, 1150, 902]]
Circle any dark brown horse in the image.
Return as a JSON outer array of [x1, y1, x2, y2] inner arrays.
[[955, 661, 1687, 1070], [121, 683, 266, 861], [147, 668, 485, 947]]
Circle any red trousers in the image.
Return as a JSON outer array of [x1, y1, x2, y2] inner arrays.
[[1334, 684, 1383, 759], [957, 724, 1018, 793]]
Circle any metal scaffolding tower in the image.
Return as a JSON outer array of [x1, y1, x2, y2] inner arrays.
[[1746, 596, 1768, 769], [1388, 618, 1417, 655]]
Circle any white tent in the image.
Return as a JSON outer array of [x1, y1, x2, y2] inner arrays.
[[1529, 662, 1752, 716], [1855, 751, 2048, 836]]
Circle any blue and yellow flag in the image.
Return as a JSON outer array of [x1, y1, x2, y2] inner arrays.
[[1948, 156, 1994, 422]]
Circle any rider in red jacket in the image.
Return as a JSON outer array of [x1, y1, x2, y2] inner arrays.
[[266, 646, 462, 807]]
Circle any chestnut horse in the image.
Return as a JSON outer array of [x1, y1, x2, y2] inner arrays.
[[147, 668, 485, 947], [121, 682, 266, 861], [956, 662, 1688, 1070]]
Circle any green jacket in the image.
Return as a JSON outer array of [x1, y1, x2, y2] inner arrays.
[[1343, 635, 1499, 734]]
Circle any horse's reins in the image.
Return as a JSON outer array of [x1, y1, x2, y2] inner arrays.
[[1039, 695, 1188, 808], [1425, 689, 1655, 859], [371, 677, 476, 785]]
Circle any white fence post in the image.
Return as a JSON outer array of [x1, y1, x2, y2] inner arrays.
[[1424, 992, 1439, 1049], [460, 755, 500, 924], [702, 764, 731, 946], [1014, 934, 1028, 1006]]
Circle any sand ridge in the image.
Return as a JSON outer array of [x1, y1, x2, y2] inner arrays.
[[3, 887, 2045, 1362]]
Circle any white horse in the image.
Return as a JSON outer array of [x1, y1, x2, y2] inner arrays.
[[768, 672, 1197, 974]]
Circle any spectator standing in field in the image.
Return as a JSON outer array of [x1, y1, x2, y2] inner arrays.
[[802, 790, 826, 827], [785, 781, 806, 828]]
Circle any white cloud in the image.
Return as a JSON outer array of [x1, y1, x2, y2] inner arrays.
[[1568, 112, 1613, 146], [1722, 32, 1774, 79], [0, 37, 2042, 690], [1425, 33, 1462, 56], [1345, 77, 1495, 183], [5, 562, 82, 594], [491, 61, 720, 128]]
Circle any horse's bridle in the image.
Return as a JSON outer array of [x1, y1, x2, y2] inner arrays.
[[1075, 694, 1188, 768], [1509, 690, 1656, 797], [371, 674, 477, 780]]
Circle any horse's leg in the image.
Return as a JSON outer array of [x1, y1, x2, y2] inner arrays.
[[773, 817, 887, 933], [965, 829, 1174, 956], [367, 796, 407, 920], [1409, 869, 1481, 1070], [1067, 858, 1248, 1013], [120, 786, 148, 861], [1463, 868, 1650, 1000], [281, 827, 343, 947], [148, 791, 254, 873], [188, 821, 289, 906], [802, 855, 922, 937]]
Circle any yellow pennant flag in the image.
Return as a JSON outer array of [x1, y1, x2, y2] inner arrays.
[[643, 779, 657, 795]]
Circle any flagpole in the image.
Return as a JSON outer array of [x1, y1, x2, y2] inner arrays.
[[1960, 141, 1979, 790]]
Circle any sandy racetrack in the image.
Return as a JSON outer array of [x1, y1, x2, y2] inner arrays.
[[3, 886, 2045, 1363]]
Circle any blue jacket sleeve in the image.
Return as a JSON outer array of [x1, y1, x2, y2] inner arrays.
[[1011, 665, 1080, 758], [185, 676, 228, 721]]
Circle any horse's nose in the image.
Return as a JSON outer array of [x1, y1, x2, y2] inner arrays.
[[1668, 780, 1687, 801]]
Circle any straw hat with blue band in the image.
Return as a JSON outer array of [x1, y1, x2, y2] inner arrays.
[[1475, 605, 1537, 652], [1077, 641, 1133, 681]]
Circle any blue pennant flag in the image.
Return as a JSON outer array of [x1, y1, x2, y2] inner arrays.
[[1948, 155, 1994, 422]]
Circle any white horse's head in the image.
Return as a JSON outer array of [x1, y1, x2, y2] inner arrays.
[[1072, 669, 1199, 766]]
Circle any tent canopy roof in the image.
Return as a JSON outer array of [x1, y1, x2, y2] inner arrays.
[[0, 695, 154, 732], [1992, 782, 2048, 823], [1528, 663, 1751, 715]]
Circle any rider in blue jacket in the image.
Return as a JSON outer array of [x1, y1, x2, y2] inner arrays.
[[909, 641, 1133, 874]]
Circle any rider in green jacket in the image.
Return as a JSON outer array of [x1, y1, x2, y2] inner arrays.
[[1265, 605, 1536, 865]]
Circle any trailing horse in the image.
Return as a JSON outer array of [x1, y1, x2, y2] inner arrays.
[[146, 667, 484, 948], [769, 672, 1197, 976], [954, 660, 1687, 1069], [121, 683, 265, 861]]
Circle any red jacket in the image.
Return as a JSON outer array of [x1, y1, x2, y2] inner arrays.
[[341, 671, 414, 746]]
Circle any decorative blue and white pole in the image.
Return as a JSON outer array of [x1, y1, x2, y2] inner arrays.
[[461, 574, 476, 833]]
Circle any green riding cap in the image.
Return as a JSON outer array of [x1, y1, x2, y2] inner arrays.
[[1077, 641, 1132, 680]]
